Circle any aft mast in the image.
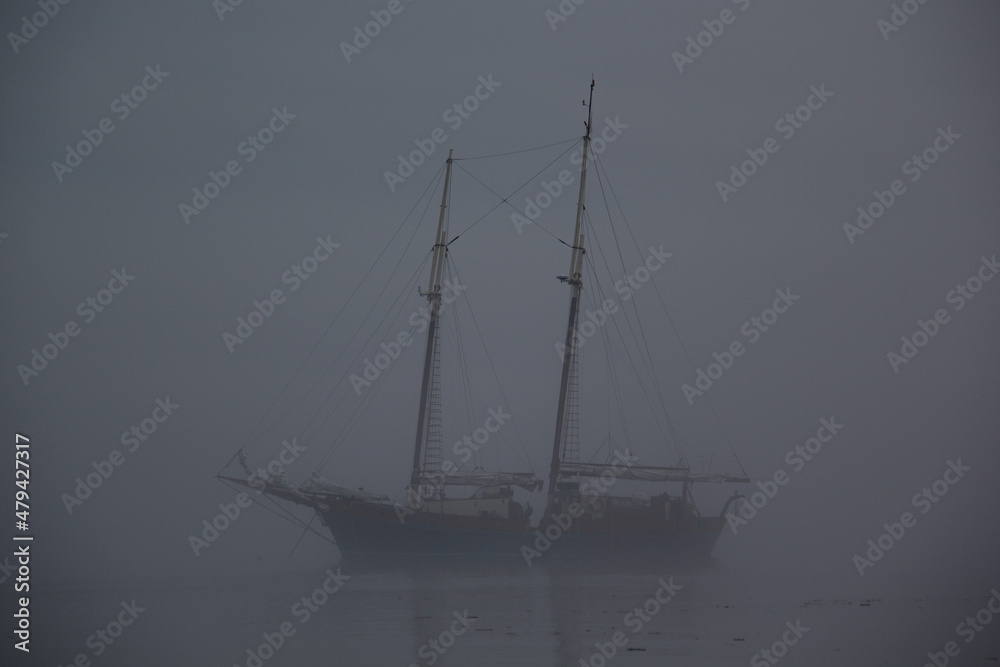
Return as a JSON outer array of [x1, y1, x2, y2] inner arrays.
[[547, 81, 594, 500], [410, 149, 454, 490]]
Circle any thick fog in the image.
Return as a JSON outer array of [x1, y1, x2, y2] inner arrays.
[[1, 0, 998, 664]]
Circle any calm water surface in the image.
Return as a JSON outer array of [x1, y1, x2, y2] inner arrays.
[[12, 561, 1000, 666]]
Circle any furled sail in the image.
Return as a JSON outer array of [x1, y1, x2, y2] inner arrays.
[[415, 470, 544, 491], [300, 472, 391, 502], [557, 462, 749, 484]]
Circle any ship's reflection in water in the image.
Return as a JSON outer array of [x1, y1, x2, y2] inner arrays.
[[27, 559, 979, 666], [267, 558, 743, 666]]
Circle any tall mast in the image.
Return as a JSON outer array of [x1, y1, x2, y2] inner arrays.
[[410, 149, 453, 489], [548, 81, 594, 499]]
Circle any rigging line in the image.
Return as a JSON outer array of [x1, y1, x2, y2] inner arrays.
[[312, 256, 433, 469], [590, 292, 633, 463], [452, 317, 478, 468], [443, 260, 471, 432], [581, 245, 676, 459], [445, 261, 478, 463], [445, 263, 496, 471], [582, 235, 674, 468], [431, 262, 461, 459], [589, 162, 680, 458], [603, 313, 613, 449], [288, 512, 319, 558], [310, 290, 422, 467], [451, 136, 580, 161], [248, 165, 443, 467], [467, 366, 516, 471], [444, 258, 519, 471], [603, 283, 612, 447], [216, 478, 337, 547], [261, 168, 445, 454], [580, 271, 633, 465], [450, 264, 527, 472], [238, 161, 444, 450], [572, 227, 617, 453], [316, 316, 424, 471], [447, 139, 582, 245], [302, 253, 431, 470], [458, 332, 480, 467], [314, 184, 446, 463], [589, 164, 665, 400], [593, 153, 743, 474], [580, 245, 646, 455], [448, 260, 537, 473], [448, 262, 533, 473], [317, 316, 419, 454], [589, 158, 683, 459], [243, 243, 434, 469], [435, 216, 467, 457], [227, 162, 448, 466], [310, 237, 438, 467], [581, 209, 668, 443]]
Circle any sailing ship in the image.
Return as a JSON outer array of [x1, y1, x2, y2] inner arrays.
[[219, 81, 749, 564]]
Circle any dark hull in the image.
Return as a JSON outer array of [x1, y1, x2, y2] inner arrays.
[[215, 475, 735, 567], [318, 502, 726, 567], [318, 499, 531, 555]]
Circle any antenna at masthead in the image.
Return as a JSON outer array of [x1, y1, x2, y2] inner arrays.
[[583, 78, 595, 137]]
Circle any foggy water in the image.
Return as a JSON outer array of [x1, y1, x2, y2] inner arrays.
[[15, 560, 999, 666]]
